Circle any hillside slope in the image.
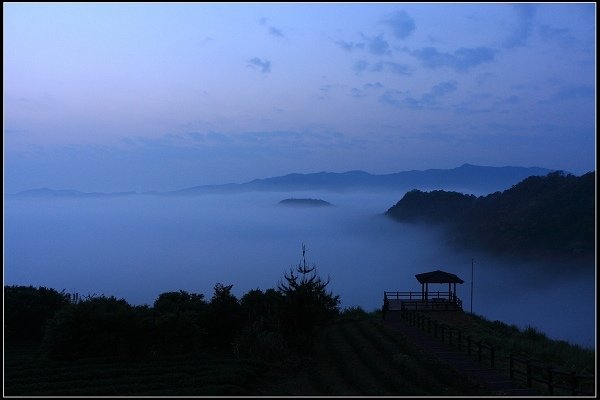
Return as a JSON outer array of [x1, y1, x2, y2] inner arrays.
[[385, 171, 595, 260]]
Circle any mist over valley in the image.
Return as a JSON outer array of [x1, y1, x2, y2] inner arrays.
[[5, 178, 595, 349]]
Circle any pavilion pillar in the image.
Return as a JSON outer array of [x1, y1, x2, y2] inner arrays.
[[421, 283, 424, 301], [448, 283, 451, 301], [425, 283, 428, 303], [453, 283, 457, 302]]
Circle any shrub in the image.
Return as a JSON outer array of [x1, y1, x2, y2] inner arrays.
[[338, 306, 369, 322], [240, 288, 283, 332], [233, 321, 289, 361], [206, 283, 244, 350], [151, 290, 209, 355], [42, 296, 148, 360], [4, 285, 70, 343]]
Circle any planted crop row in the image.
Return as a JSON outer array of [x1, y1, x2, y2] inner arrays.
[[4, 351, 265, 396]]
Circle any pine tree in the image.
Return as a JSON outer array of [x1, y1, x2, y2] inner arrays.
[[278, 244, 340, 348]]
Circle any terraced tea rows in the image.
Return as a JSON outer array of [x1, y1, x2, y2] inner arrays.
[[5, 318, 492, 396], [261, 318, 491, 396], [4, 345, 267, 396]]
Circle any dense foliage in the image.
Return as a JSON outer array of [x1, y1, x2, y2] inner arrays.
[[4, 246, 341, 362], [4, 285, 71, 343], [385, 171, 595, 260]]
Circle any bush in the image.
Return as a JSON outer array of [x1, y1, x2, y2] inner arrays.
[[4, 285, 70, 343], [153, 290, 208, 315], [206, 283, 244, 351], [42, 296, 148, 360], [233, 321, 289, 361], [338, 306, 369, 322], [240, 288, 283, 332], [151, 290, 209, 355]]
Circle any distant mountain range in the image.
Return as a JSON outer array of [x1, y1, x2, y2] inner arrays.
[[6, 188, 137, 198], [167, 164, 555, 196], [7, 164, 558, 198]]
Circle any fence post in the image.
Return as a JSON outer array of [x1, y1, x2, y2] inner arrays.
[[467, 336, 471, 355], [526, 360, 532, 387], [440, 325, 445, 343], [570, 371, 577, 396], [477, 341, 482, 362], [427, 318, 431, 334], [547, 367, 553, 395], [509, 354, 514, 379], [490, 346, 495, 368]]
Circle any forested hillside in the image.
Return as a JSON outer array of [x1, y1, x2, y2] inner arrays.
[[385, 171, 595, 260]]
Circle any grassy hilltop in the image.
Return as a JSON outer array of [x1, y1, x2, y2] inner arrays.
[[4, 283, 595, 396]]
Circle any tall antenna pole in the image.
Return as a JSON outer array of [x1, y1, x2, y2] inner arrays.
[[470, 258, 474, 314]]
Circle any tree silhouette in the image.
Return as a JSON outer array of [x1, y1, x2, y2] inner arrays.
[[278, 244, 340, 348]]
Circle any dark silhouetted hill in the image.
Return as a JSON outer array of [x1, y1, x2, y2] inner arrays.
[[279, 198, 334, 207], [385, 171, 595, 260]]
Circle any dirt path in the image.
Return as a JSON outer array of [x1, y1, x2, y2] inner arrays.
[[383, 311, 539, 396]]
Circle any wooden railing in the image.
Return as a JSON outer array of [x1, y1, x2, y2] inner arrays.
[[400, 310, 495, 366], [384, 291, 463, 311], [509, 355, 595, 396], [385, 290, 454, 301], [399, 309, 595, 396]]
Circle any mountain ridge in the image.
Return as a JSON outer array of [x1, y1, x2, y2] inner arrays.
[[7, 164, 561, 198]]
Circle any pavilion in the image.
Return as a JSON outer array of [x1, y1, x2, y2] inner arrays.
[[384, 269, 465, 311]]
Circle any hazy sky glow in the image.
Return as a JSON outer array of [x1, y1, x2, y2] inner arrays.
[[4, 3, 596, 192]]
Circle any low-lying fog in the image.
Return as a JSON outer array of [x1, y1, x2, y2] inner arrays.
[[4, 191, 595, 349]]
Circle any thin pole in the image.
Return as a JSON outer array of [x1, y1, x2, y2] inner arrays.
[[470, 258, 474, 314]]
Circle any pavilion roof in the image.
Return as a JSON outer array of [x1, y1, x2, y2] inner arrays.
[[415, 270, 464, 284]]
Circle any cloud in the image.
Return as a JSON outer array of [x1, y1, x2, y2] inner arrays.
[[378, 90, 403, 106], [248, 57, 271, 74], [259, 17, 286, 39], [336, 34, 390, 55], [371, 61, 410, 75], [361, 33, 391, 55], [353, 59, 369, 74], [379, 81, 457, 109], [503, 4, 536, 49], [335, 40, 365, 52], [454, 93, 494, 115], [269, 26, 285, 38], [412, 46, 495, 72], [382, 10, 416, 39], [494, 95, 520, 106], [430, 81, 457, 96], [538, 25, 575, 48], [350, 88, 365, 98], [539, 85, 595, 104], [364, 82, 384, 90]]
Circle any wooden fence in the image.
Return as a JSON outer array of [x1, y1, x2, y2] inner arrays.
[[509, 355, 595, 396], [399, 309, 595, 396], [385, 291, 463, 311]]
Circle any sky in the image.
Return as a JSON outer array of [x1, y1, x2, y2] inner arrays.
[[3, 3, 596, 192]]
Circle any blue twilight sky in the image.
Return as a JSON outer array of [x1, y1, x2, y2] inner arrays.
[[3, 3, 596, 192]]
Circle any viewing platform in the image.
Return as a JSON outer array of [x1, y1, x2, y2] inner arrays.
[[384, 269, 465, 312], [384, 290, 463, 311]]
